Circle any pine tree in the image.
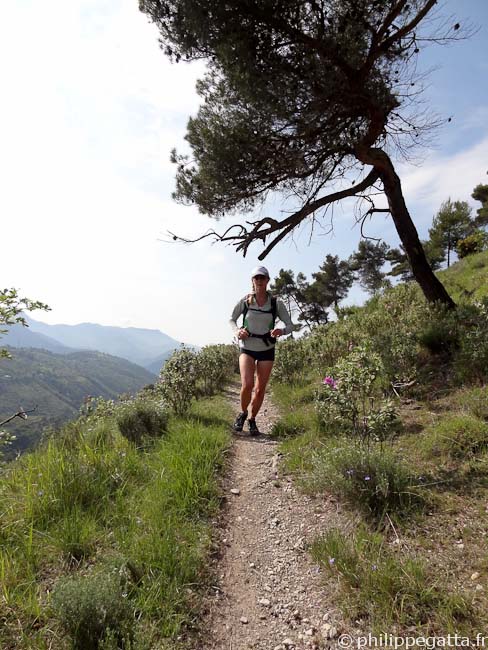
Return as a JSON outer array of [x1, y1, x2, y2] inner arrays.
[[428, 199, 473, 268]]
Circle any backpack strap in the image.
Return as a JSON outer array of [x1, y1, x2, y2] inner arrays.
[[270, 296, 277, 328], [242, 294, 277, 329]]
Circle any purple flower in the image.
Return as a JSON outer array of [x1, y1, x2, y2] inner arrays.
[[346, 469, 354, 476], [364, 476, 371, 481], [329, 557, 335, 565], [371, 564, 377, 571], [322, 376, 337, 389]]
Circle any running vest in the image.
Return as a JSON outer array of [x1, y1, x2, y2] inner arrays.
[[242, 295, 278, 330]]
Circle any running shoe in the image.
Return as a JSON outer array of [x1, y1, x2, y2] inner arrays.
[[232, 410, 248, 432], [248, 418, 260, 436]]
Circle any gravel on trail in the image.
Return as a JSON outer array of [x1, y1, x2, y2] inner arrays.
[[191, 385, 351, 650]]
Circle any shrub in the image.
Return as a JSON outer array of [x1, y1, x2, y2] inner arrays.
[[273, 337, 309, 384], [311, 526, 471, 631], [159, 346, 199, 415], [454, 299, 488, 383], [195, 344, 236, 396], [116, 400, 168, 446], [310, 438, 427, 522], [457, 230, 487, 258], [315, 346, 401, 442], [421, 414, 488, 460], [52, 571, 134, 650]]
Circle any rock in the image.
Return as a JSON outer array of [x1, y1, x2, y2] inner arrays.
[[240, 616, 249, 624], [476, 584, 484, 592], [283, 639, 294, 648], [305, 628, 315, 635], [230, 488, 240, 495], [471, 572, 480, 580], [258, 598, 271, 607]]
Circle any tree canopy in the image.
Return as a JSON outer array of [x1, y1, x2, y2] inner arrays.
[[141, 0, 470, 307]]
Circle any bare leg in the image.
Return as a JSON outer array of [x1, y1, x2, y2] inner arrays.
[[250, 360, 274, 419], [239, 353, 256, 412]]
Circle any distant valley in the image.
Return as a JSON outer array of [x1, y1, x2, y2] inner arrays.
[[0, 318, 194, 458]]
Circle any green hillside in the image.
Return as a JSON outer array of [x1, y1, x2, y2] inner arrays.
[[436, 249, 488, 303], [0, 348, 156, 456]]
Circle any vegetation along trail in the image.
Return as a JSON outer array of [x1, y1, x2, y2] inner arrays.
[[194, 384, 345, 650]]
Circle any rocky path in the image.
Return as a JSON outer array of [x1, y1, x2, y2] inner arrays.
[[192, 385, 346, 650]]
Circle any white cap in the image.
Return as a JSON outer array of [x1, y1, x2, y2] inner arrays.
[[251, 265, 270, 278]]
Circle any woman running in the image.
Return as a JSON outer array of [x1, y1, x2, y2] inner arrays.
[[229, 266, 293, 435]]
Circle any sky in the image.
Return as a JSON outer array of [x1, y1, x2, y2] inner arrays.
[[1, 0, 487, 347]]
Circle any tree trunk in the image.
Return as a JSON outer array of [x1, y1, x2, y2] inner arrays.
[[356, 147, 456, 308]]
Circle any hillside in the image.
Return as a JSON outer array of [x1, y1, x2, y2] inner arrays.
[[436, 249, 488, 303], [0, 347, 156, 457], [25, 316, 185, 370]]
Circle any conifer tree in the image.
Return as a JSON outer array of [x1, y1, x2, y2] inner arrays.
[[141, 0, 471, 308]]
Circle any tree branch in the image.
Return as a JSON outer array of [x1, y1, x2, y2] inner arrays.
[[0, 406, 37, 427]]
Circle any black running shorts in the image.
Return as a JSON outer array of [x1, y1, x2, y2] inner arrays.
[[240, 347, 275, 362]]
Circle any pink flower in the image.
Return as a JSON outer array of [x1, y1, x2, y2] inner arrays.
[[322, 376, 337, 389]]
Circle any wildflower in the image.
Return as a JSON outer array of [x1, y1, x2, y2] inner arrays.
[[346, 469, 354, 476], [322, 376, 337, 389], [329, 557, 335, 566], [364, 475, 371, 481], [371, 564, 377, 571]]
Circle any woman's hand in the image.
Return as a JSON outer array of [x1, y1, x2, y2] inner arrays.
[[237, 328, 250, 340], [270, 328, 283, 338]]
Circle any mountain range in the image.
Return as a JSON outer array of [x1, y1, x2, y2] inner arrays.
[[3, 316, 187, 372], [0, 318, 193, 458]]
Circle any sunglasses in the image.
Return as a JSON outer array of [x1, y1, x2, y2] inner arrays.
[[253, 275, 268, 281]]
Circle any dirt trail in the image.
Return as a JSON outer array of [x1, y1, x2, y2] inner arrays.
[[192, 385, 347, 650]]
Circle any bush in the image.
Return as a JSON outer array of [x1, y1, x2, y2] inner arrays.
[[159, 346, 199, 415], [454, 299, 488, 383], [116, 400, 168, 446], [421, 414, 488, 460], [311, 526, 471, 631], [315, 346, 401, 442], [195, 344, 237, 396], [52, 571, 134, 650], [273, 337, 309, 384], [457, 230, 487, 258], [310, 438, 427, 522]]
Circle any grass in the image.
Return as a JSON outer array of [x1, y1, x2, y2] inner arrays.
[[311, 526, 473, 633], [272, 378, 488, 633], [437, 250, 488, 303], [0, 393, 232, 649]]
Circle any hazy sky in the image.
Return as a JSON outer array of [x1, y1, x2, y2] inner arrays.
[[1, 0, 487, 346]]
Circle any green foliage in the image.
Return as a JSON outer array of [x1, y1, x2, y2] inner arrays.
[[428, 198, 473, 267], [316, 346, 401, 442], [269, 411, 308, 439], [0, 392, 232, 648], [52, 571, 134, 650], [159, 344, 236, 415], [159, 346, 198, 415], [472, 183, 488, 228], [0, 287, 50, 359], [116, 400, 169, 446], [195, 344, 237, 396], [0, 348, 156, 458], [311, 527, 471, 631], [457, 230, 487, 258], [454, 299, 488, 383], [273, 338, 309, 384], [421, 414, 488, 460], [349, 240, 391, 295], [309, 438, 426, 522]]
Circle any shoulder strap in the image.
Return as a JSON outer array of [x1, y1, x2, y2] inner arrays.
[[271, 296, 277, 327], [241, 294, 251, 327]]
